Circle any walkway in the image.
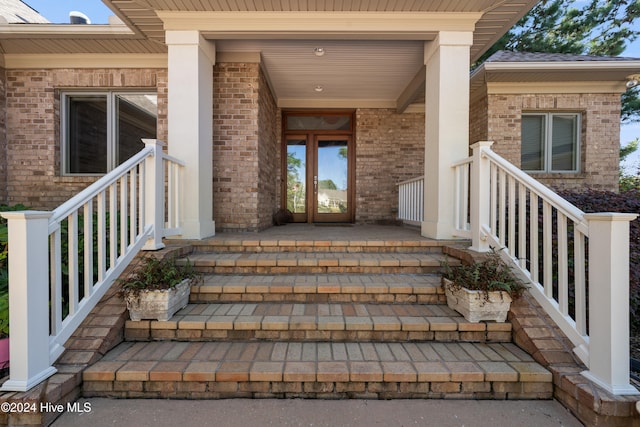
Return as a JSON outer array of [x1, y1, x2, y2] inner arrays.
[[53, 398, 583, 427]]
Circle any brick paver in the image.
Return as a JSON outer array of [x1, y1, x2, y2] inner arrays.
[[84, 234, 552, 401]]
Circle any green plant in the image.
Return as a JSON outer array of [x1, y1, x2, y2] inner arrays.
[[0, 292, 7, 338], [119, 256, 201, 297], [442, 248, 526, 300]]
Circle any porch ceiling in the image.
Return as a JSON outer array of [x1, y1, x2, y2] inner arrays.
[[216, 39, 425, 109]]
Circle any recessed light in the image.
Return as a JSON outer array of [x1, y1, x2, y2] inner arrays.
[[313, 47, 326, 57], [314, 85, 324, 92]]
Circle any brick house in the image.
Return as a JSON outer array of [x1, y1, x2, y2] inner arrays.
[[471, 50, 639, 192], [0, 0, 637, 234], [1, 2, 640, 424]]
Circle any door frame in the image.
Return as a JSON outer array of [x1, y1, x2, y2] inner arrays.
[[281, 110, 356, 223]]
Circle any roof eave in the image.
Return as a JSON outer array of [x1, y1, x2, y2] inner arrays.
[[0, 23, 136, 38]]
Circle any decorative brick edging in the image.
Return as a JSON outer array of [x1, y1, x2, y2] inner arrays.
[[510, 294, 640, 426], [0, 243, 193, 427]]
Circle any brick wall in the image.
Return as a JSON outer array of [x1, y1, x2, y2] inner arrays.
[[0, 67, 6, 203], [486, 93, 621, 191], [3, 68, 165, 209], [469, 94, 489, 144], [355, 109, 425, 224], [257, 65, 279, 230], [213, 63, 262, 231]]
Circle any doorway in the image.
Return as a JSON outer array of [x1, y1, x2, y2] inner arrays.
[[283, 111, 355, 223]]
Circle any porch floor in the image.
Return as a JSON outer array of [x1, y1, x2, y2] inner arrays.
[[186, 223, 444, 242]]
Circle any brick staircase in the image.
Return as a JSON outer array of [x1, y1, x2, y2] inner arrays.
[[82, 232, 553, 399]]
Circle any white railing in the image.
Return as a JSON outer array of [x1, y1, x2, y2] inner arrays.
[[452, 157, 472, 238], [456, 141, 638, 396], [0, 139, 184, 392], [397, 176, 424, 224]]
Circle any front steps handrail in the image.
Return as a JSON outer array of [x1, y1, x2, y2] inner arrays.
[[0, 139, 184, 392], [454, 141, 638, 396]]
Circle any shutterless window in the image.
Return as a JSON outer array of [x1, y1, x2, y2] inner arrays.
[[521, 113, 580, 173], [62, 92, 157, 175]]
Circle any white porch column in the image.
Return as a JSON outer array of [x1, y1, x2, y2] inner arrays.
[[582, 213, 640, 395], [166, 30, 216, 239], [0, 212, 57, 391], [421, 32, 474, 239]]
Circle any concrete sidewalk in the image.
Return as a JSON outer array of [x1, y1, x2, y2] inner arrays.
[[53, 398, 583, 427]]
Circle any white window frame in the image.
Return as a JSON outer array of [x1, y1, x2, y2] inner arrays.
[[61, 90, 157, 176], [521, 112, 581, 174]]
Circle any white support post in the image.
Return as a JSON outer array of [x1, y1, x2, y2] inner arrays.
[[166, 30, 216, 239], [582, 213, 639, 395], [469, 141, 493, 252], [0, 211, 57, 392], [421, 31, 474, 240], [143, 139, 166, 250]]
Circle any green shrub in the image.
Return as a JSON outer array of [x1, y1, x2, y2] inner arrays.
[[558, 189, 640, 335]]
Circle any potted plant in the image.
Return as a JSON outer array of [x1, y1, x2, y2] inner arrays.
[[0, 277, 8, 372], [120, 255, 202, 322], [441, 249, 526, 323]]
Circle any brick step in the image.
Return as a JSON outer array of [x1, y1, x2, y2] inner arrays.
[[125, 302, 513, 343], [190, 273, 447, 304], [178, 252, 455, 275], [189, 238, 459, 254], [83, 341, 553, 399]]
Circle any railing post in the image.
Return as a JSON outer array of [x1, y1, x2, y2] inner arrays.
[[469, 141, 493, 252], [582, 212, 639, 395], [143, 139, 166, 250], [0, 211, 57, 391]]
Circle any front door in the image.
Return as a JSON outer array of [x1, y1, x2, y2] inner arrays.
[[283, 111, 355, 223], [285, 134, 353, 223]]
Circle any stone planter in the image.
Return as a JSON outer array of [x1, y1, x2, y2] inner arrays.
[[124, 279, 191, 321], [443, 278, 512, 323]]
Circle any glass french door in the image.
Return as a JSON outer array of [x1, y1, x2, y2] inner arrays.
[[285, 134, 352, 223]]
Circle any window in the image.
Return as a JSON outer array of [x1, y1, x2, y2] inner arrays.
[[521, 113, 580, 173], [62, 91, 157, 175]]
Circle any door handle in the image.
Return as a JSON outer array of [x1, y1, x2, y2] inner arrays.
[[314, 176, 318, 192]]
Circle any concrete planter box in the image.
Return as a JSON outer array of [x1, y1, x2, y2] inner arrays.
[[124, 279, 191, 321], [443, 278, 512, 323]]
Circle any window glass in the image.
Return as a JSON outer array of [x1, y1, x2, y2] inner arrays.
[[117, 94, 157, 164], [521, 115, 545, 171], [64, 92, 157, 175], [287, 139, 306, 214], [521, 113, 579, 173], [67, 95, 108, 174], [551, 115, 578, 171], [286, 115, 351, 131]]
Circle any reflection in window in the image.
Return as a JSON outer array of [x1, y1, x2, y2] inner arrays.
[[63, 92, 157, 174], [317, 140, 348, 214], [287, 115, 351, 131], [521, 113, 579, 173], [287, 140, 306, 214]]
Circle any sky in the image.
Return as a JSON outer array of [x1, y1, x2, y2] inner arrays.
[[22, 0, 640, 173], [24, 1, 112, 24]]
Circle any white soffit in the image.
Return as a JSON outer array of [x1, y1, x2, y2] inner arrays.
[[216, 39, 424, 107]]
